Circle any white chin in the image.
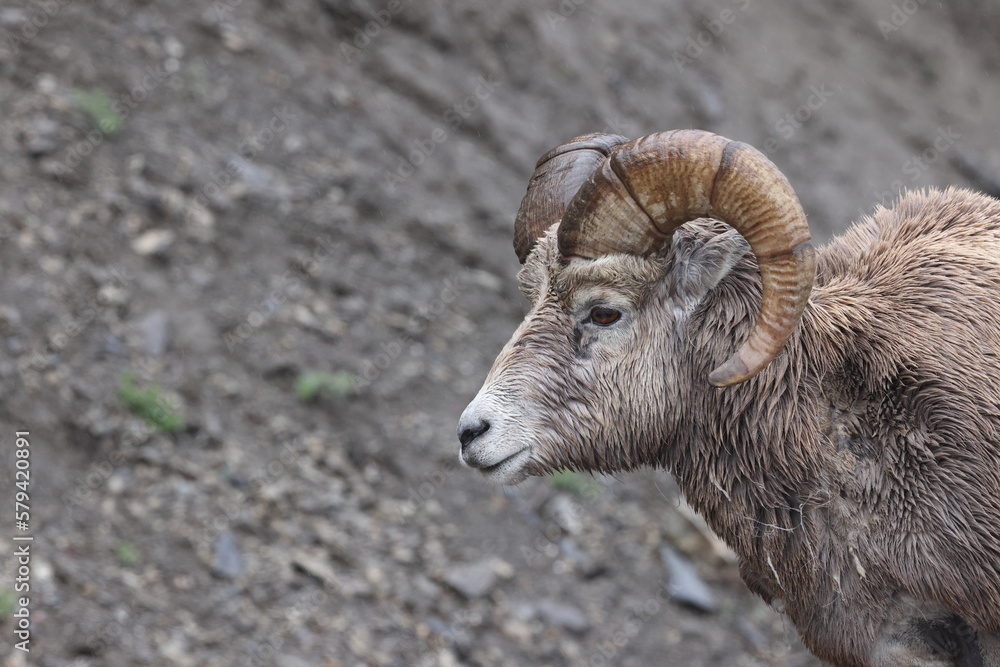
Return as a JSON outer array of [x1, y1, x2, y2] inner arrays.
[[462, 445, 533, 485], [479, 449, 532, 485]]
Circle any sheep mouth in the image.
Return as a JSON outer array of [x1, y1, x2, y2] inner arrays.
[[476, 448, 531, 483]]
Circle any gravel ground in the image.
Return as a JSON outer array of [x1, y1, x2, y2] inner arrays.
[[0, 0, 999, 665]]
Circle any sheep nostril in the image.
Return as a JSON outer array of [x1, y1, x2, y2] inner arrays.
[[459, 419, 490, 450]]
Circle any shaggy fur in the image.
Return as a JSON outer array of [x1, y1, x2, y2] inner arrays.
[[463, 187, 1000, 666]]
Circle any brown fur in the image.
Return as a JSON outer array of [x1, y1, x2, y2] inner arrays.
[[476, 187, 1000, 666]]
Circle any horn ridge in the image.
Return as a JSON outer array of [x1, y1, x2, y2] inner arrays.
[[551, 129, 815, 386], [513, 133, 629, 263]]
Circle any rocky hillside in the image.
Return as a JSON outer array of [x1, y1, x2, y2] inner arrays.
[[1, 0, 998, 665]]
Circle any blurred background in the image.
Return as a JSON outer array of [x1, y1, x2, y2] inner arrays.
[[1, 0, 999, 665]]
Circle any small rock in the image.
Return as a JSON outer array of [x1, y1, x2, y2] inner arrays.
[[159, 636, 194, 666], [33, 559, 53, 584], [39, 255, 64, 274], [21, 118, 60, 156], [534, 599, 590, 634], [492, 558, 514, 579], [423, 617, 463, 644], [212, 531, 243, 579], [188, 266, 214, 286], [328, 82, 354, 107], [138, 309, 170, 356], [291, 549, 340, 589], [660, 545, 717, 613], [163, 35, 185, 59], [222, 29, 250, 53], [558, 538, 603, 578], [549, 495, 583, 535], [5, 337, 23, 356], [347, 624, 372, 656], [499, 615, 534, 644], [338, 575, 373, 598], [414, 574, 441, 599], [132, 229, 176, 256], [98, 284, 130, 306], [227, 155, 292, 201], [443, 558, 499, 599], [101, 333, 127, 357], [184, 203, 216, 242], [202, 411, 224, 439]]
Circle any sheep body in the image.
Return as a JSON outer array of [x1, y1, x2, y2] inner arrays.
[[685, 187, 1000, 665], [459, 186, 1000, 666]]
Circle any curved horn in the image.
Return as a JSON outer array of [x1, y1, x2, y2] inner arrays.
[[513, 133, 629, 263], [557, 129, 816, 387]]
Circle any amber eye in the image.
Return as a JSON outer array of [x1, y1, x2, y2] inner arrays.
[[590, 306, 621, 326]]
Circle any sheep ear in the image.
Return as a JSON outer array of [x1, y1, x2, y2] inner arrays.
[[671, 229, 750, 306]]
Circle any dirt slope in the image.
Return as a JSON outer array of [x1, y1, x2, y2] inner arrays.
[[0, 0, 998, 665]]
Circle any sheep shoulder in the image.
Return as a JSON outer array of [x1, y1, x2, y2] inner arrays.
[[792, 187, 1000, 655], [682, 188, 1000, 663]]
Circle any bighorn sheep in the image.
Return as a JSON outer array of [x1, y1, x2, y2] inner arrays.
[[457, 130, 1000, 666]]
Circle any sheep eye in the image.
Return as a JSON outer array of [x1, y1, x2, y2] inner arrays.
[[589, 306, 621, 326]]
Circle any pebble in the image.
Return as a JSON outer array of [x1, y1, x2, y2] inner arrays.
[[291, 549, 340, 589], [21, 118, 60, 156], [534, 599, 590, 634], [660, 545, 718, 613], [443, 558, 499, 599], [558, 538, 603, 578], [212, 531, 243, 580], [102, 333, 128, 357], [138, 309, 170, 357], [132, 229, 176, 256], [164, 36, 185, 59]]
